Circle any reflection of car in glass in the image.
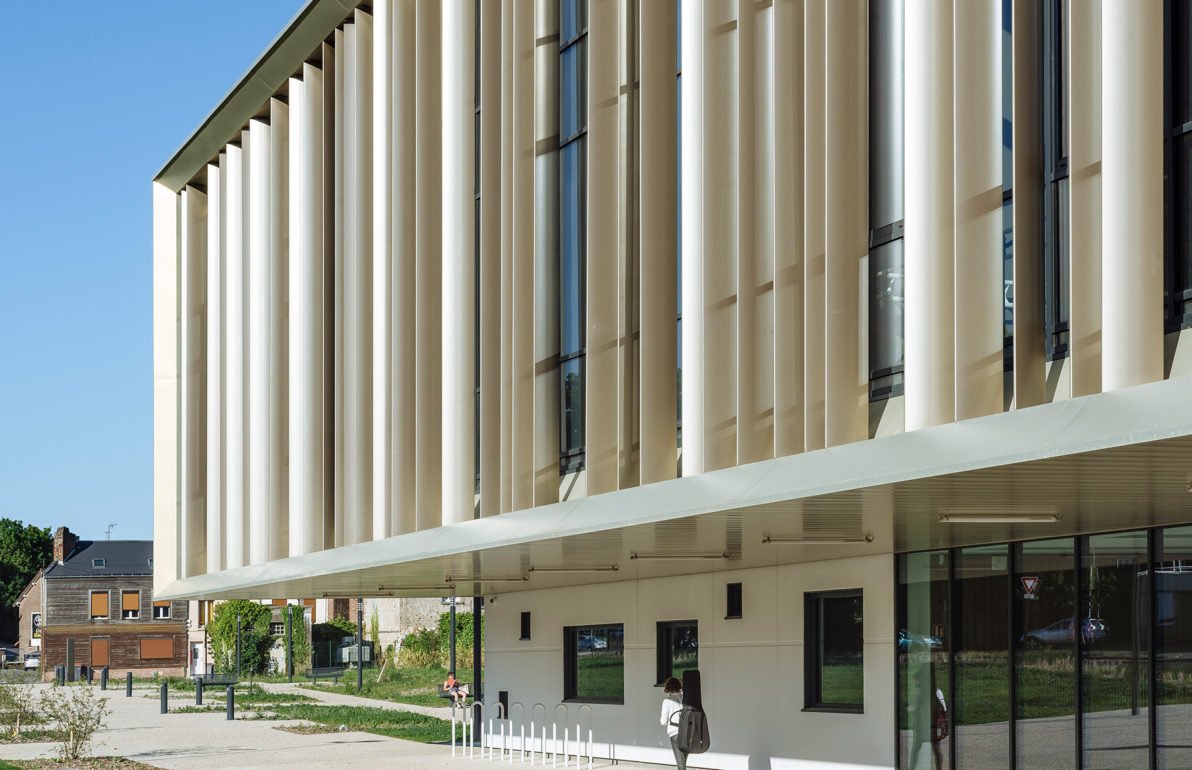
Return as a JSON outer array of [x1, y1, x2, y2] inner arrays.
[[0, 647, 18, 664], [1021, 617, 1107, 648], [23, 653, 39, 670], [897, 629, 943, 651], [577, 634, 608, 652]]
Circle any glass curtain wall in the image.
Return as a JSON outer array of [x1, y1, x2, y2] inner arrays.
[[898, 527, 1192, 769], [956, 545, 1010, 769], [898, 550, 950, 770], [1002, 0, 1014, 370], [1167, 1, 1192, 330], [1042, 0, 1070, 359], [559, 0, 588, 471], [868, 0, 905, 400], [1081, 531, 1149, 770]]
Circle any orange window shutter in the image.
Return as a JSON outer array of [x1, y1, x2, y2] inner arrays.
[[91, 592, 109, 617], [139, 638, 173, 660], [91, 638, 110, 667], [153, 600, 170, 608], [122, 592, 139, 612]]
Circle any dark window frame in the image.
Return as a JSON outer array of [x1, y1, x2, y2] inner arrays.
[[520, 611, 531, 641], [1164, 0, 1192, 331], [655, 619, 698, 685], [804, 588, 865, 714], [474, 0, 483, 495], [726, 582, 742, 620], [559, 0, 589, 474], [562, 623, 625, 704], [1042, 0, 1070, 360]]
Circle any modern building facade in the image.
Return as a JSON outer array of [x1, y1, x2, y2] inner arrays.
[[153, 0, 1192, 767]]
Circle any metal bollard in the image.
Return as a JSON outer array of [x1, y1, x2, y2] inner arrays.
[[225, 685, 234, 720], [86, 666, 93, 685], [196, 678, 204, 706], [100, 667, 108, 690], [160, 682, 168, 714], [126, 672, 133, 697]]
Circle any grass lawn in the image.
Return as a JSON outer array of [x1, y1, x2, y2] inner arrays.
[[308, 666, 458, 708], [261, 704, 453, 744]]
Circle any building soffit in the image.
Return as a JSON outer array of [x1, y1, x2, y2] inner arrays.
[[153, 0, 358, 192], [154, 376, 1192, 601]]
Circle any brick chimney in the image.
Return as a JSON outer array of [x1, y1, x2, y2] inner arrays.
[[53, 527, 78, 564]]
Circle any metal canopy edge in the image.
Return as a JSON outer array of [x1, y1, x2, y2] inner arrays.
[[155, 376, 1192, 600]]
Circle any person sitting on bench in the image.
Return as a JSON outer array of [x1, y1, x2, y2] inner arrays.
[[443, 671, 468, 704]]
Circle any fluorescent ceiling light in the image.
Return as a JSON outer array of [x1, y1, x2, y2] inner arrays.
[[762, 534, 874, 545], [629, 552, 732, 561], [527, 565, 620, 574], [938, 513, 1061, 524], [445, 575, 529, 583]]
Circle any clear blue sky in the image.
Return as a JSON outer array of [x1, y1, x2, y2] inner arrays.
[[0, 1, 303, 541]]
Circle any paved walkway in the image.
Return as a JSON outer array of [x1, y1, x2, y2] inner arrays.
[[258, 680, 455, 719]]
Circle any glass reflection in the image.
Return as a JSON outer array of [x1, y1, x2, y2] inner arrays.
[[899, 550, 950, 770], [1081, 532, 1149, 769], [956, 545, 1009, 769], [1157, 526, 1192, 769], [1016, 538, 1076, 769]]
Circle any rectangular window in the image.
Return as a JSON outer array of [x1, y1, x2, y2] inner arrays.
[[520, 611, 531, 641], [563, 623, 624, 703], [152, 600, 171, 620], [139, 637, 174, 661], [90, 591, 109, 620], [726, 582, 742, 619], [197, 600, 213, 627], [804, 590, 864, 713], [91, 637, 110, 668], [270, 622, 285, 635], [92, 558, 106, 569], [1043, 0, 1070, 359], [558, 0, 588, 472], [656, 620, 698, 684], [121, 590, 140, 619]]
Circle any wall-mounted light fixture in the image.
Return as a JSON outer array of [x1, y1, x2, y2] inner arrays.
[[527, 565, 619, 574], [629, 552, 732, 561], [762, 534, 874, 545], [445, 575, 529, 584], [937, 513, 1060, 524]]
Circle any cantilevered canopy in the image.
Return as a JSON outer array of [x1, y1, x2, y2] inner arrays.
[[156, 377, 1192, 601]]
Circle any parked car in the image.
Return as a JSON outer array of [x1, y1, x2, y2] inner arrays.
[[897, 629, 943, 651], [0, 647, 18, 665], [1021, 617, 1107, 648], [23, 653, 39, 670]]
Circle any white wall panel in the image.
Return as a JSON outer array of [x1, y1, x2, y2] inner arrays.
[[373, 0, 394, 540], [333, 29, 347, 548], [478, 0, 503, 515], [248, 117, 273, 565], [269, 98, 289, 562], [773, 0, 804, 458], [180, 186, 207, 578], [1070, 0, 1102, 397], [680, 0, 704, 476], [904, 0, 955, 430], [321, 42, 337, 553], [442, 0, 476, 524], [1101, 0, 1163, 390], [344, 14, 374, 545], [289, 68, 327, 557], [510, 0, 535, 509], [225, 141, 247, 569], [206, 159, 225, 573], [638, 0, 678, 485], [393, 0, 418, 533], [152, 182, 180, 591], [499, 0, 515, 513], [823, 0, 867, 447], [803, 0, 825, 451], [953, 0, 1004, 420]]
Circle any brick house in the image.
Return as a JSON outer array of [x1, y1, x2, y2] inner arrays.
[[17, 527, 188, 679]]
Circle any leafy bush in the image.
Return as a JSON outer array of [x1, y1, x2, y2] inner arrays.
[[397, 627, 440, 669], [40, 684, 108, 760], [0, 685, 39, 737], [208, 600, 274, 675], [436, 611, 484, 670], [285, 605, 311, 674]]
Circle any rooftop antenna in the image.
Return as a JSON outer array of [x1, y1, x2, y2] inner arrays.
[[104, 523, 116, 540]]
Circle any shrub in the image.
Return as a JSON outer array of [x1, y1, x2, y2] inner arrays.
[[0, 684, 39, 737], [398, 627, 440, 669], [436, 611, 484, 670], [40, 684, 108, 761], [208, 600, 274, 675], [284, 605, 311, 674]]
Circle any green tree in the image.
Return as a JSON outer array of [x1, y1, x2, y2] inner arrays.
[[0, 519, 52, 640], [207, 600, 273, 675], [437, 611, 484, 670], [285, 605, 311, 674]]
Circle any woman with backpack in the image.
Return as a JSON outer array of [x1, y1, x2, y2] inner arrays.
[[660, 676, 687, 769]]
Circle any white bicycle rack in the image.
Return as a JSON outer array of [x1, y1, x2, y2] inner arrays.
[[486, 701, 506, 761], [529, 703, 547, 765], [453, 700, 478, 758], [551, 703, 570, 768], [508, 701, 526, 763], [575, 704, 594, 770]]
